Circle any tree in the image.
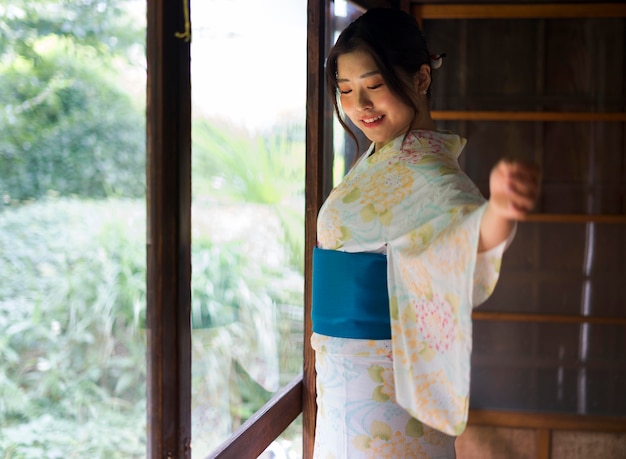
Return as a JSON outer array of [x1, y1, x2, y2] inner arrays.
[[0, 0, 141, 61], [0, 0, 145, 203]]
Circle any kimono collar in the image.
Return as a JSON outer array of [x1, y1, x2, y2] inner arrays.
[[374, 130, 467, 161]]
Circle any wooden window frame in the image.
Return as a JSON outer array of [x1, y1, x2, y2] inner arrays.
[[146, 0, 192, 456], [413, 0, 626, 445], [146, 0, 329, 457], [146, 1, 626, 457]]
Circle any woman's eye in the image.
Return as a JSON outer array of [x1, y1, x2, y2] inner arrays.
[[368, 83, 383, 90], [339, 89, 352, 94]]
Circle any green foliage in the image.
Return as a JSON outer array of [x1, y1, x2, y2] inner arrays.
[[0, 198, 146, 458], [192, 118, 305, 205], [0, 411, 146, 459], [191, 239, 243, 329], [0, 197, 305, 457], [192, 119, 306, 273], [189, 198, 304, 454], [0, 36, 145, 202], [0, 2, 307, 454], [0, 0, 143, 61], [274, 204, 306, 274], [0, 201, 145, 430], [0, 0, 145, 204]]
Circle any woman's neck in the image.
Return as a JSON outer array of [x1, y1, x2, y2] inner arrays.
[[411, 108, 436, 131]]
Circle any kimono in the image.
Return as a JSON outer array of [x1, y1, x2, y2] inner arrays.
[[312, 130, 512, 458]]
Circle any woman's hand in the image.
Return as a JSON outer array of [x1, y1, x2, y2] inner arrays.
[[479, 159, 541, 252], [488, 159, 542, 220]]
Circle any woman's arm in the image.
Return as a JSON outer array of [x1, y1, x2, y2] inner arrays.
[[479, 159, 542, 252]]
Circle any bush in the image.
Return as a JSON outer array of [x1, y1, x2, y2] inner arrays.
[[0, 198, 146, 458], [0, 36, 145, 203], [192, 118, 306, 273], [0, 196, 304, 457]]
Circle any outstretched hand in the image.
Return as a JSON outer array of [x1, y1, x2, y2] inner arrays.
[[479, 159, 541, 252], [488, 159, 542, 221]]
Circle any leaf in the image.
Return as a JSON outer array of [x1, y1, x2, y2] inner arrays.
[[415, 156, 441, 165], [113, 373, 135, 396], [372, 385, 390, 403], [416, 223, 434, 246], [439, 165, 457, 176], [367, 365, 384, 383], [405, 418, 424, 438], [454, 421, 468, 435], [419, 344, 437, 362], [339, 226, 352, 243], [342, 187, 361, 203], [491, 256, 502, 273], [352, 434, 371, 451], [401, 304, 417, 324], [379, 208, 393, 226], [445, 293, 460, 316], [389, 296, 399, 320], [360, 204, 377, 223], [370, 420, 392, 440]]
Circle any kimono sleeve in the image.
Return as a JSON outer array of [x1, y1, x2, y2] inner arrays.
[[387, 201, 512, 435], [472, 223, 517, 307]]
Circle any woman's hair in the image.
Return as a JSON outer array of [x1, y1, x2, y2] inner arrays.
[[325, 8, 432, 151]]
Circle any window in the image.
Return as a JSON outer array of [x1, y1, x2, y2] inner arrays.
[[416, 2, 626, 418], [1, 1, 147, 457], [189, 0, 306, 456], [148, 2, 625, 458], [146, 0, 318, 457]]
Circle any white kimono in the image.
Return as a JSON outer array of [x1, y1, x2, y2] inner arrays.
[[313, 130, 512, 458]]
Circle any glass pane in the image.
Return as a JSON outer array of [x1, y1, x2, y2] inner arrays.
[[471, 322, 626, 415], [424, 15, 626, 418], [330, 2, 370, 187], [0, 1, 147, 457], [190, 0, 306, 455], [425, 18, 626, 112], [327, 7, 626, 422], [426, 17, 626, 215], [452, 121, 626, 214], [481, 222, 626, 317], [259, 414, 303, 458]]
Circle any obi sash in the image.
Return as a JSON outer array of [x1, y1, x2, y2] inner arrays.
[[311, 247, 390, 339]]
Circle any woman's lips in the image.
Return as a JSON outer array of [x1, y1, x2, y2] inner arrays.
[[361, 114, 384, 127]]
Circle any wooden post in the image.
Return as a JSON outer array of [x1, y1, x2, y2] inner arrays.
[[146, 0, 192, 457], [537, 429, 552, 459], [304, 0, 332, 457]]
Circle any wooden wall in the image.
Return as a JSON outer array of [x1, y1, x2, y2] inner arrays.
[[414, 2, 626, 458]]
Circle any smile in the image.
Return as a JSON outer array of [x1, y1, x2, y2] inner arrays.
[[362, 115, 383, 124]]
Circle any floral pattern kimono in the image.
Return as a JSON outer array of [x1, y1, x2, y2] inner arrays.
[[312, 130, 513, 458]]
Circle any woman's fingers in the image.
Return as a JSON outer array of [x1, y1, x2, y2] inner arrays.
[[491, 160, 542, 219]]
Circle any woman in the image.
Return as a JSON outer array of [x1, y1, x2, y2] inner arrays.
[[311, 8, 540, 458]]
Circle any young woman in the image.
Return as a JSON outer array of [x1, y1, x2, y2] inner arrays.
[[311, 8, 541, 458]]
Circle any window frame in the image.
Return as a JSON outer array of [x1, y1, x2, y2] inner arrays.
[[146, 0, 192, 456], [413, 0, 626, 451], [146, 1, 626, 458], [145, 0, 330, 457]]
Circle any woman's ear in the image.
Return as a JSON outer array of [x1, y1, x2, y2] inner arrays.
[[415, 64, 432, 94]]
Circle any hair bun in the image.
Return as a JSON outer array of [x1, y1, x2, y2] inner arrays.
[[430, 53, 447, 70]]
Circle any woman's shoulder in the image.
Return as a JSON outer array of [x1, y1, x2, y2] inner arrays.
[[403, 129, 466, 158], [384, 129, 466, 169]]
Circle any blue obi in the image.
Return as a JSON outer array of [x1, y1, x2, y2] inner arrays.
[[312, 247, 391, 339]]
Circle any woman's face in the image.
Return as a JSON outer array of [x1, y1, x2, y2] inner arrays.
[[336, 51, 415, 151]]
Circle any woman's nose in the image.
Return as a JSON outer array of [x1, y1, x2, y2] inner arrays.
[[356, 91, 372, 111]]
